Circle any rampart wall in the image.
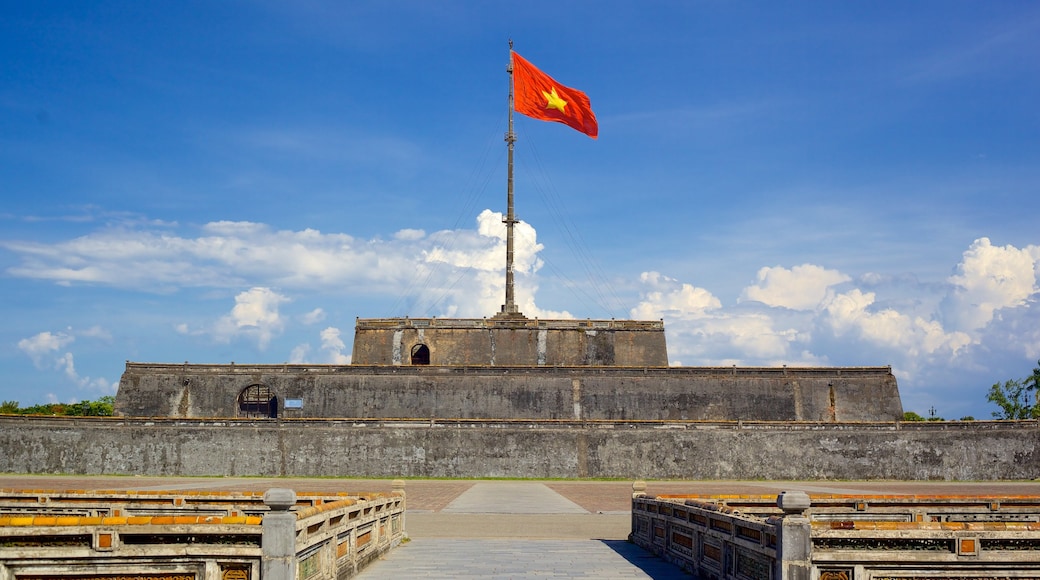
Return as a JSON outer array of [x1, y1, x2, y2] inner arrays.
[[114, 363, 903, 422], [1, 416, 1037, 480]]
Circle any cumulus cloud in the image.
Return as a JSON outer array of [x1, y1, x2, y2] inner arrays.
[[17, 330, 75, 367], [300, 308, 326, 325], [629, 238, 1034, 394], [941, 237, 1040, 332], [1, 209, 558, 320], [629, 272, 803, 364], [821, 288, 971, 361], [630, 271, 721, 321], [289, 343, 310, 364], [17, 329, 117, 395], [319, 326, 351, 364], [394, 228, 425, 241], [417, 209, 552, 317], [211, 287, 289, 349], [286, 327, 353, 364], [740, 264, 850, 310]]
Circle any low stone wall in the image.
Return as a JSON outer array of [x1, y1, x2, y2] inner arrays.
[[632, 492, 1040, 579], [1, 416, 1037, 480], [0, 486, 406, 579]]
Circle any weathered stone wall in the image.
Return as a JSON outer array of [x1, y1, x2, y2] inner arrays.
[[351, 318, 669, 367], [2, 416, 1037, 480], [114, 363, 902, 422]]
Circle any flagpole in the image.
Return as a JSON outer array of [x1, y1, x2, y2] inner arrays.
[[499, 40, 522, 318]]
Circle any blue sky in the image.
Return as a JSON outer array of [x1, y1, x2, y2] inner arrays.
[[2, 2, 1039, 420]]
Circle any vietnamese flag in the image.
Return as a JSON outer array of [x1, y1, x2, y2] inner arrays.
[[511, 51, 598, 139]]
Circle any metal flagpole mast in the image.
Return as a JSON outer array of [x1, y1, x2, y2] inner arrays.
[[500, 40, 522, 318]]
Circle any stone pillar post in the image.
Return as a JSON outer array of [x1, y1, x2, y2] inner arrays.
[[632, 480, 647, 498], [262, 488, 297, 580], [776, 491, 812, 580], [631, 481, 648, 541], [392, 479, 406, 539]]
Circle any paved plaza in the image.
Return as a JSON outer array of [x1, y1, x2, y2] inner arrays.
[[3, 475, 1039, 578]]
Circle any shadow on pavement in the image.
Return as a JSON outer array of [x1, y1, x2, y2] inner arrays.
[[599, 539, 694, 578]]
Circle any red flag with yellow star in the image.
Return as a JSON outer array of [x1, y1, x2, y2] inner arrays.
[[512, 51, 598, 139]]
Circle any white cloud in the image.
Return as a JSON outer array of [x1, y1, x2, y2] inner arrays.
[[941, 237, 1040, 332], [17, 330, 75, 367], [415, 209, 548, 317], [319, 326, 351, 364], [740, 264, 850, 310], [630, 271, 721, 321], [1, 209, 558, 320], [289, 343, 311, 364], [394, 228, 425, 241], [620, 238, 1040, 420], [16, 329, 117, 395], [212, 287, 290, 349], [822, 288, 972, 361], [300, 308, 326, 324]]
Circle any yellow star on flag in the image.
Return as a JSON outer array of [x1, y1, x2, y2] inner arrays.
[[541, 86, 568, 113]]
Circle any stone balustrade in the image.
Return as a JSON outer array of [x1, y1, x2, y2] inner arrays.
[[632, 488, 1040, 579], [0, 483, 406, 579]]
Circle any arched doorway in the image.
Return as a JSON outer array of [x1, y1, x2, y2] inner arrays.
[[410, 344, 430, 365], [238, 384, 277, 418]]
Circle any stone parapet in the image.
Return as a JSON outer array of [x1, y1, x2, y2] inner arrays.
[[354, 317, 665, 330], [0, 487, 405, 578], [633, 492, 1040, 579]]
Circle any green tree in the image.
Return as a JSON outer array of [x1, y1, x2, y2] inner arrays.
[[902, 411, 926, 421], [987, 378, 1036, 419], [0, 396, 115, 417], [1026, 359, 1040, 394], [65, 396, 115, 416]]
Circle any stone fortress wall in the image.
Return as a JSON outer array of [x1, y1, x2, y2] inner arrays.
[[2, 415, 1038, 481], [16, 315, 1019, 482], [114, 363, 903, 423]]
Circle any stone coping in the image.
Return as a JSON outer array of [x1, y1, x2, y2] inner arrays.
[[122, 361, 892, 376], [0, 514, 264, 527], [7, 416, 1035, 432], [354, 317, 665, 330], [643, 494, 1040, 531], [0, 488, 384, 500], [815, 520, 1040, 531], [654, 493, 1040, 504], [0, 489, 396, 528]]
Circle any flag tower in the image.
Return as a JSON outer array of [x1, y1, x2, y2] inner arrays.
[[498, 40, 522, 318], [496, 42, 598, 319]]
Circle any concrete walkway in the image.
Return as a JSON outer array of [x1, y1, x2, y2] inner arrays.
[[442, 482, 589, 514], [361, 480, 690, 578], [360, 539, 690, 579], [406, 480, 630, 540]]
